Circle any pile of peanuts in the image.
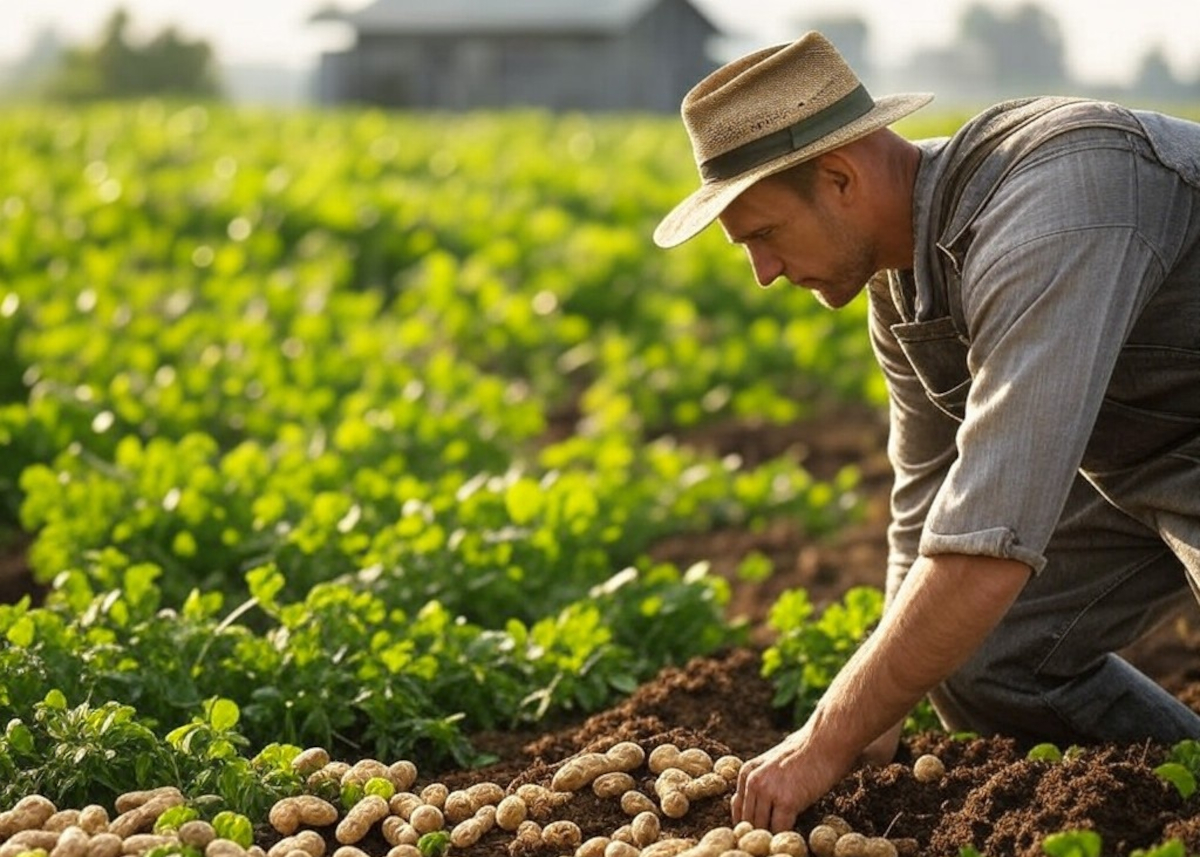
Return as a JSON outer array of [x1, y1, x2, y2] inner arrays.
[[0, 744, 946, 857]]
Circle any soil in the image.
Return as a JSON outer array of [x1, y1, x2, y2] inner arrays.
[[5, 403, 1200, 855]]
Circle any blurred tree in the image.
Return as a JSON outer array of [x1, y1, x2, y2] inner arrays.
[[960, 1, 1068, 91], [44, 7, 222, 101], [1131, 45, 1193, 102], [1, 27, 65, 97]]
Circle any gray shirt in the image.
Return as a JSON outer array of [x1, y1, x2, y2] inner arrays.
[[868, 98, 1200, 594]]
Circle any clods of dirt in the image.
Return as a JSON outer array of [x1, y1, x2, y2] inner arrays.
[[427, 648, 1199, 857]]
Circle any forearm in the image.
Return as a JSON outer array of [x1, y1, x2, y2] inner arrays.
[[810, 552, 1032, 758]]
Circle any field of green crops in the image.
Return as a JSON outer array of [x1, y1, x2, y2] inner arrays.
[[3, 101, 1198, 857], [0, 100, 947, 808]]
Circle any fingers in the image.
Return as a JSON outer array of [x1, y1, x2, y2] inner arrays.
[[733, 755, 804, 833]]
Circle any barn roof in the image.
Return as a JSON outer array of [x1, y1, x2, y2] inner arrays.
[[313, 0, 717, 34]]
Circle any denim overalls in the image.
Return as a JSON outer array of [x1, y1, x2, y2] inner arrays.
[[869, 97, 1200, 743]]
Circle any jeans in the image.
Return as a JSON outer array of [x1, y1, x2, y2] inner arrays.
[[930, 465, 1200, 744]]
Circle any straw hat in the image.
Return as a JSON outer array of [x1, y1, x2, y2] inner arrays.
[[653, 31, 933, 248]]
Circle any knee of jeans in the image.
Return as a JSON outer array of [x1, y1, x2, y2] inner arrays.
[[930, 662, 1052, 739]]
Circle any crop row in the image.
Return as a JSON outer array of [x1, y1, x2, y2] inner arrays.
[[0, 101, 906, 810]]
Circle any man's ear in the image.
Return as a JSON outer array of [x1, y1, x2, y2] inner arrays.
[[814, 151, 856, 201]]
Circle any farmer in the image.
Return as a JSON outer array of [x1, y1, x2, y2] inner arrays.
[[654, 31, 1200, 832]]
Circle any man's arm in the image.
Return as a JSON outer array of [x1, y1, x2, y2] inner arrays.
[[732, 552, 1031, 832]]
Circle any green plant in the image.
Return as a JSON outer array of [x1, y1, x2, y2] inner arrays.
[[761, 586, 883, 723], [1155, 739, 1200, 799], [1041, 829, 1101, 857], [1131, 841, 1189, 857]]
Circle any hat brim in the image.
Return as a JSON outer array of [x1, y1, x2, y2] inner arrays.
[[653, 92, 934, 249]]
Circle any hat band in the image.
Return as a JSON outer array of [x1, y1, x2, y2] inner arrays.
[[699, 84, 875, 182]]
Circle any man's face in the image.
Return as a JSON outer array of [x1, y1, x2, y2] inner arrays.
[[717, 170, 878, 309]]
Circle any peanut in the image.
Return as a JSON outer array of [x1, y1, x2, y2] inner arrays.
[[639, 838, 696, 857], [387, 761, 418, 793], [291, 748, 331, 776], [654, 768, 690, 797], [269, 796, 338, 836], [114, 788, 181, 815], [769, 831, 808, 857], [630, 811, 659, 847], [808, 826, 839, 857], [699, 827, 736, 851], [494, 796, 527, 832], [121, 834, 174, 854], [513, 820, 542, 848], [381, 817, 417, 847], [647, 744, 681, 775], [267, 830, 325, 857], [473, 805, 496, 833], [823, 817, 852, 838], [46, 811, 81, 833], [604, 842, 639, 857], [659, 790, 689, 819], [576, 836, 610, 857], [619, 791, 657, 817], [334, 795, 389, 845], [388, 793, 422, 820], [541, 821, 582, 851], [834, 833, 869, 857], [464, 782, 504, 807], [450, 819, 483, 849], [442, 791, 476, 824], [912, 754, 945, 783], [682, 772, 727, 801], [713, 755, 743, 782], [737, 829, 772, 857], [675, 748, 713, 777], [592, 772, 635, 799], [385, 847, 421, 857], [2, 795, 58, 835], [603, 742, 645, 773], [49, 825, 87, 857], [407, 805, 444, 836], [90, 832, 123, 857], [863, 839, 897, 857], [341, 760, 389, 787], [205, 839, 249, 857], [178, 821, 218, 849], [78, 806, 109, 836]]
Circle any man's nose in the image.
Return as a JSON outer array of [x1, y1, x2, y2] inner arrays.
[[747, 246, 783, 288]]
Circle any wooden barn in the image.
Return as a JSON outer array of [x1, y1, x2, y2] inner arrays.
[[310, 0, 721, 111]]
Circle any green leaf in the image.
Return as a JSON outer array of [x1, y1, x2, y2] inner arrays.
[[5, 615, 34, 647], [1154, 762, 1197, 799], [1130, 841, 1186, 857], [246, 564, 285, 613], [4, 720, 35, 754], [1042, 829, 1102, 857], [504, 477, 543, 525], [417, 831, 451, 857], [364, 776, 395, 800], [205, 698, 240, 732], [212, 812, 253, 849], [1027, 743, 1063, 763], [154, 805, 200, 833]]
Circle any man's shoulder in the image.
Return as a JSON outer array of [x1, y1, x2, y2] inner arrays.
[[949, 96, 1138, 153]]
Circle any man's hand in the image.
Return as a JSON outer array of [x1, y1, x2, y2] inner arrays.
[[731, 553, 1031, 832], [731, 716, 857, 832]]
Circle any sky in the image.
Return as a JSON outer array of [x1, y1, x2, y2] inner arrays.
[[1, 0, 1199, 87]]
